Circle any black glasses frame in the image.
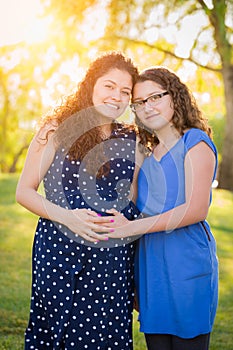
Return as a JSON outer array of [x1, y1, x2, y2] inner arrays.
[[130, 91, 169, 112]]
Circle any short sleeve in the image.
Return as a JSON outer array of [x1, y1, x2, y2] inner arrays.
[[183, 128, 218, 180]]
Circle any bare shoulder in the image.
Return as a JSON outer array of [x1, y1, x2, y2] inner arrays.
[[28, 121, 57, 155], [36, 120, 58, 141]]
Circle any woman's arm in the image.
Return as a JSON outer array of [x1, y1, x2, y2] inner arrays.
[[16, 128, 57, 219], [16, 127, 110, 242], [105, 141, 216, 238]]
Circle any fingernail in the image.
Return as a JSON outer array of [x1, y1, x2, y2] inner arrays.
[[97, 213, 102, 216], [110, 229, 115, 232], [110, 219, 114, 222], [105, 237, 109, 241]]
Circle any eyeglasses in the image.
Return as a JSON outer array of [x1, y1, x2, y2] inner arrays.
[[130, 91, 169, 112]]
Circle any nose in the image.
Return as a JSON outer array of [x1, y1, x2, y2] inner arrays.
[[111, 88, 121, 101], [144, 100, 154, 111]]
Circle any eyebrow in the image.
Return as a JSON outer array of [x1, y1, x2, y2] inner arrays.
[[104, 79, 132, 91], [133, 91, 162, 101]]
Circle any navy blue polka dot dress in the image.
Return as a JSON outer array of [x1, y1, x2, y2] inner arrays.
[[24, 125, 140, 350]]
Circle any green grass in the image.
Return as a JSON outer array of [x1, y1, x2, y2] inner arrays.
[[0, 173, 233, 349]]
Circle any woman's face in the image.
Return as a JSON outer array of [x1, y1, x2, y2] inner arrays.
[[92, 68, 133, 120], [132, 80, 174, 132]]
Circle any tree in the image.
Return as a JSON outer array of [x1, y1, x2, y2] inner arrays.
[[0, 45, 43, 172], [46, 0, 233, 191], [104, 0, 233, 191], [0, 37, 88, 173]]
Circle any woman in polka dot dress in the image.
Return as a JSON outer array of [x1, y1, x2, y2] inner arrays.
[[16, 52, 141, 350]]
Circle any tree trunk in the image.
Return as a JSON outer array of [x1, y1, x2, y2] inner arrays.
[[8, 143, 29, 173], [218, 65, 233, 191]]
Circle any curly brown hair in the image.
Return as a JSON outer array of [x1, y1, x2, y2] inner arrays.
[[133, 67, 212, 153], [39, 51, 138, 176]]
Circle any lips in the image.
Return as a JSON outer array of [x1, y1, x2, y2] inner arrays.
[[145, 113, 159, 120], [104, 102, 120, 110]]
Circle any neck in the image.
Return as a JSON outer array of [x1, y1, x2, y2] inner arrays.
[[153, 125, 181, 161], [156, 125, 180, 147]]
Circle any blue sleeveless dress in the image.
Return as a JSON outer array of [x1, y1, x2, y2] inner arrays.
[[24, 125, 140, 350], [135, 128, 218, 338]]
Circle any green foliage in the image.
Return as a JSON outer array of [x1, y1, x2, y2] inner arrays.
[[0, 0, 232, 188], [43, 0, 98, 23], [0, 174, 233, 349], [0, 174, 35, 348], [0, 39, 88, 173], [209, 114, 225, 159]]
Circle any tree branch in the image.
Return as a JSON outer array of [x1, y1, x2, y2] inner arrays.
[[102, 35, 221, 73], [196, 0, 210, 12]]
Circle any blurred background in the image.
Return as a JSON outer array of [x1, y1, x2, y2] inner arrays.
[[0, 0, 233, 190], [0, 1, 233, 349]]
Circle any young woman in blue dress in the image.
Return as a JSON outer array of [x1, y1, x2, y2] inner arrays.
[[16, 52, 141, 350], [105, 66, 218, 350]]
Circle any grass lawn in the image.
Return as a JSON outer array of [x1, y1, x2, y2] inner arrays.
[[0, 173, 233, 349]]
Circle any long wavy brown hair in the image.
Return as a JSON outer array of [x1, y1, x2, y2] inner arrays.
[[133, 67, 212, 153], [39, 52, 138, 176]]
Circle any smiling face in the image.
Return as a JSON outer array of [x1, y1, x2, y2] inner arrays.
[[133, 80, 174, 132], [92, 68, 133, 120]]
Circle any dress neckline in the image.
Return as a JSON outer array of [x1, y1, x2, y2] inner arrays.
[[152, 136, 182, 162], [151, 129, 194, 162]]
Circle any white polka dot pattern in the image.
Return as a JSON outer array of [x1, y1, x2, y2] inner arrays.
[[24, 126, 138, 349]]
